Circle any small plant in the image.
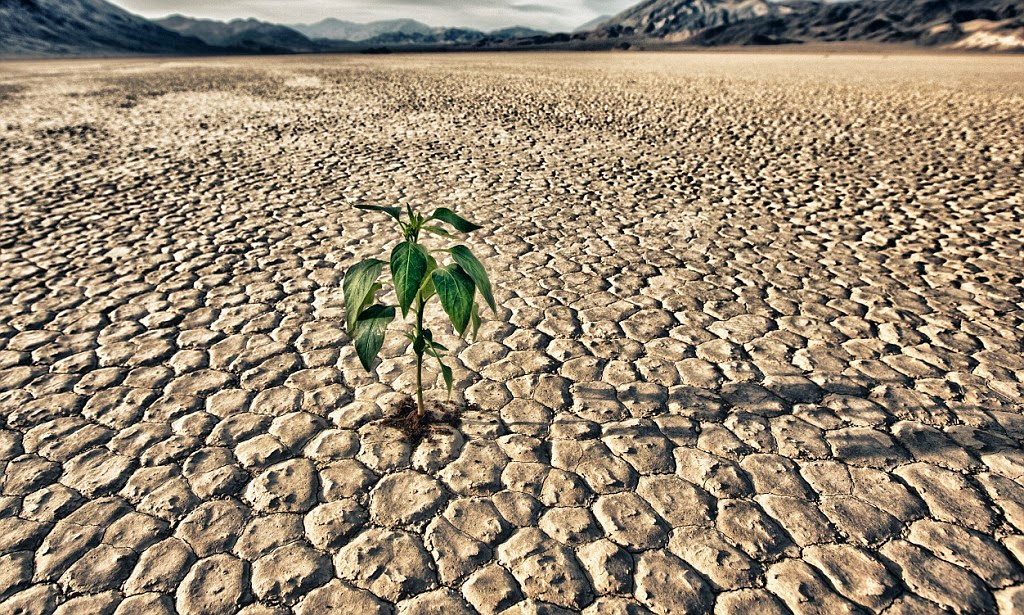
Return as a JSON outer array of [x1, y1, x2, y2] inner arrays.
[[343, 203, 495, 420]]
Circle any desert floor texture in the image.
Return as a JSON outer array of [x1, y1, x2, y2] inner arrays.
[[1, 52, 1023, 615]]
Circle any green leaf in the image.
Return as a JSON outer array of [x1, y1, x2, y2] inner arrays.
[[390, 242, 429, 317], [470, 301, 482, 342], [355, 204, 402, 223], [429, 207, 482, 233], [450, 245, 496, 312], [420, 276, 436, 302], [422, 225, 453, 238], [351, 305, 395, 371], [422, 330, 453, 397], [423, 331, 449, 355], [419, 253, 438, 301], [422, 330, 446, 359], [438, 359, 453, 399], [432, 264, 475, 336], [361, 282, 382, 313], [343, 259, 384, 333]]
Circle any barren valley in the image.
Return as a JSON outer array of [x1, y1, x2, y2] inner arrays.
[[1, 52, 1023, 614]]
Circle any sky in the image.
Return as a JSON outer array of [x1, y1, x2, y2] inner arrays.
[[107, 0, 639, 32]]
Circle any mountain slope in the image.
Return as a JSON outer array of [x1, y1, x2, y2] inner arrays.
[[0, 0, 215, 57], [156, 15, 318, 53], [593, 0, 1024, 49], [776, 0, 1024, 46], [575, 15, 613, 33], [593, 0, 777, 41]]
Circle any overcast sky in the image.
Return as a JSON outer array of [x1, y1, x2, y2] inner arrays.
[[108, 0, 638, 31]]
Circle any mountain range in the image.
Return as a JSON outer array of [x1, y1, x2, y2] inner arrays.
[[154, 15, 324, 54], [291, 18, 435, 42], [1, 0, 1022, 57], [590, 0, 1024, 50], [0, 0, 214, 57], [289, 18, 546, 43], [155, 15, 551, 52], [0, 1, 553, 57]]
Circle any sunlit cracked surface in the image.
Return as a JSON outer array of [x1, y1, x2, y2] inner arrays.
[[1, 52, 1023, 615]]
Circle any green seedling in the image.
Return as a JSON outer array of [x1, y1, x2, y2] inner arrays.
[[343, 203, 496, 419]]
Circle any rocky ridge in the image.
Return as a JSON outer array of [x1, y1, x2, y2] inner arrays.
[[590, 0, 1024, 50], [0, 0, 214, 57]]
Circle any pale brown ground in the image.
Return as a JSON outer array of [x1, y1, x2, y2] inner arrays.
[[1, 52, 1023, 614]]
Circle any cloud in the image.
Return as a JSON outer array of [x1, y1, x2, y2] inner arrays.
[[583, 0, 629, 13], [108, 0, 637, 31], [511, 3, 567, 15]]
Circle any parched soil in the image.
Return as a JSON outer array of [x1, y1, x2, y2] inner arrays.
[[1, 52, 1023, 614]]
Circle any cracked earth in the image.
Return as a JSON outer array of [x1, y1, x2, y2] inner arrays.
[[1, 52, 1023, 614]]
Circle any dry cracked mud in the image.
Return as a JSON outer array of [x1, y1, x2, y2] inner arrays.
[[1, 52, 1023, 614]]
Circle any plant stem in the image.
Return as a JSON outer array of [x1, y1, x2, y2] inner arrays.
[[414, 295, 425, 419], [415, 352, 424, 419]]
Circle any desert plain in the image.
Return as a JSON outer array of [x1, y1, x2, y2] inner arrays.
[[0, 52, 1023, 614]]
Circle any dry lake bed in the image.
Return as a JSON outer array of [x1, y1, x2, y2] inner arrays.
[[1, 52, 1023, 614]]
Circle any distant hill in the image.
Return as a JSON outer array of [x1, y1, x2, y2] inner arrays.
[[490, 27, 550, 39], [591, 0, 1024, 49], [292, 18, 549, 45], [363, 27, 485, 45], [291, 18, 435, 42], [0, 0, 215, 57], [155, 15, 321, 54]]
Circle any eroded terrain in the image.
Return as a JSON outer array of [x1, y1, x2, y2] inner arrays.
[[1, 52, 1023, 614]]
